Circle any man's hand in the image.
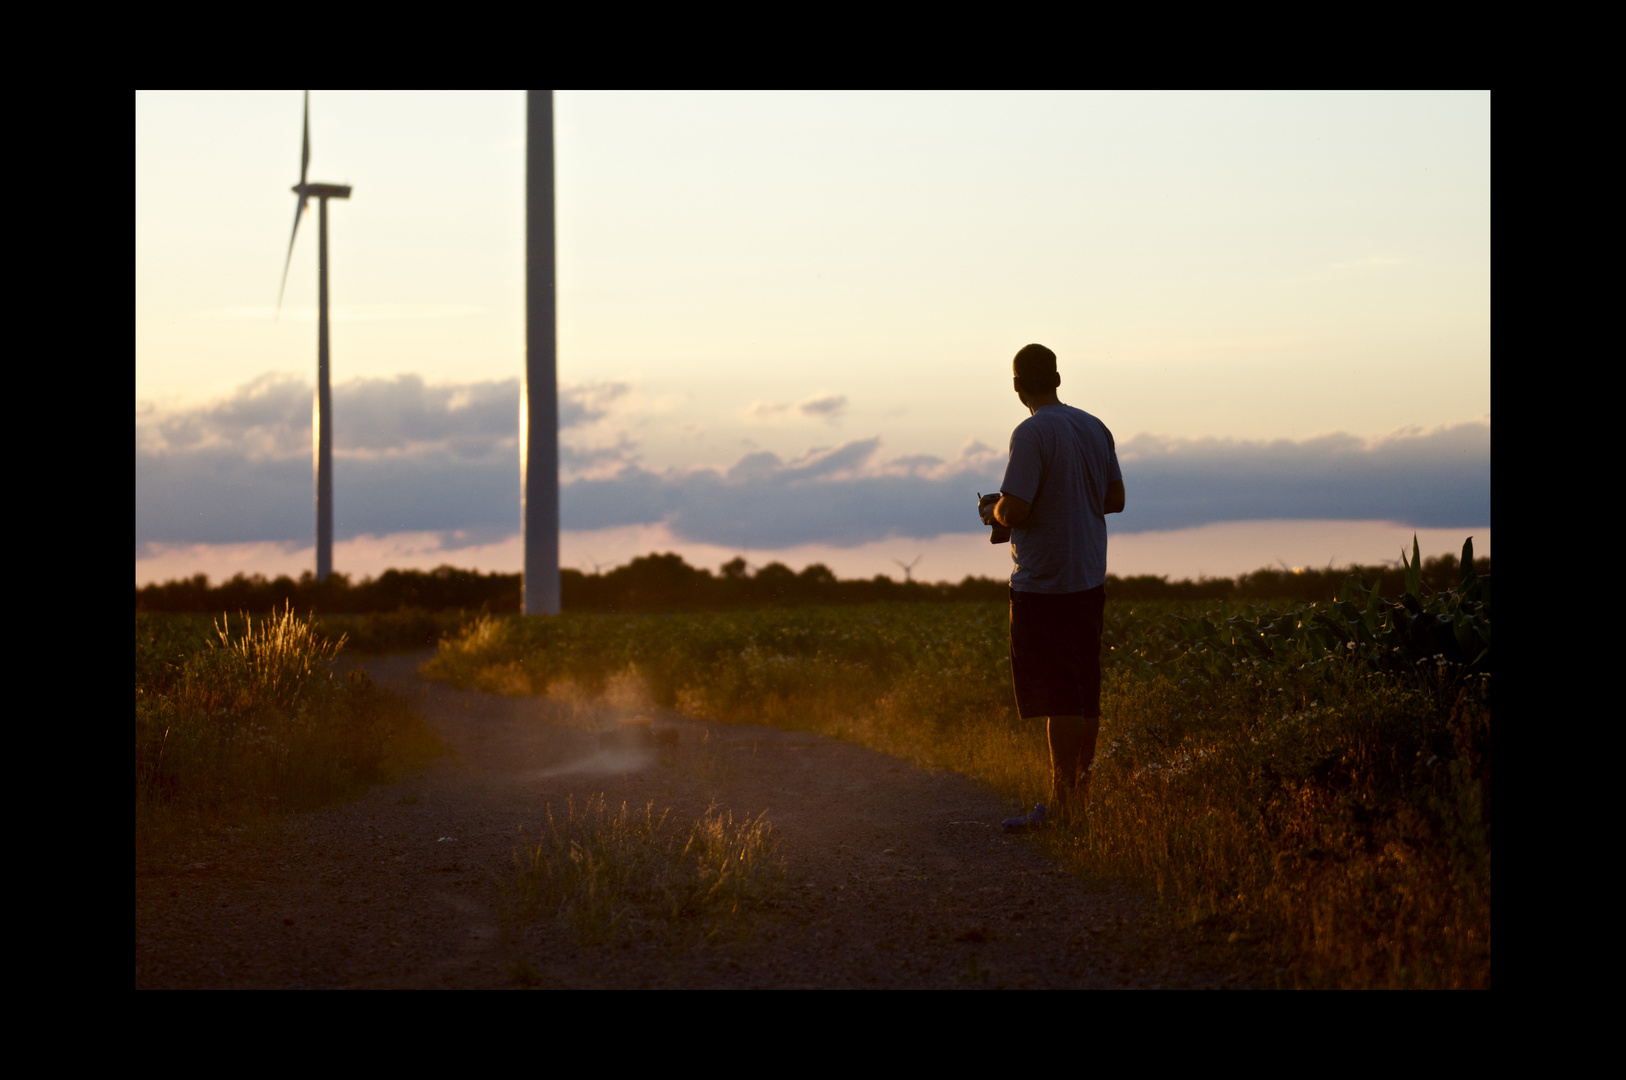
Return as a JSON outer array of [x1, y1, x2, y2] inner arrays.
[[1106, 480, 1126, 515], [978, 493, 1012, 544], [995, 493, 1031, 528]]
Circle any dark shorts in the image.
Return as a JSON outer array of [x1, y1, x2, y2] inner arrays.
[[1009, 584, 1106, 719]]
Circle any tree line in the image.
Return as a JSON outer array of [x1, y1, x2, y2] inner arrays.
[[135, 548, 1490, 614]]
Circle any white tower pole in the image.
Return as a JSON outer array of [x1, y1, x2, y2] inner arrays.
[[315, 195, 334, 581], [523, 91, 561, 615]]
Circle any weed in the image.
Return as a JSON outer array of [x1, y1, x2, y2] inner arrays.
[[512, 795, 784, 945], [135, 606, 442, 863]]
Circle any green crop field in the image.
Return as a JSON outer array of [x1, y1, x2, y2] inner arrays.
[[424, 539, 1490, 988]]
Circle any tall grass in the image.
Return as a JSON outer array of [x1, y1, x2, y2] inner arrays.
[[426, 602, 1490, 988], [512, 796, 784, 944], [1062, 664, 1490, 987], [135, 607, 441, 861]]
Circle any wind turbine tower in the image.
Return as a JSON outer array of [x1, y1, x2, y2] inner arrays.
[[278, 90, 352, 582], [523, 90, 560, 615]]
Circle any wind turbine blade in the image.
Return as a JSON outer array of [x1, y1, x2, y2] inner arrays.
[[300, 90, 310, 186], [276, 197, 307, 319]]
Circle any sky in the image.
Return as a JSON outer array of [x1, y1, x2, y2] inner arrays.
[[135, 91, 1490, 585]]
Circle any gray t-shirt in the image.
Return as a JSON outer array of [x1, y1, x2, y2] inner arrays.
[[999, 402, 1122, 594]]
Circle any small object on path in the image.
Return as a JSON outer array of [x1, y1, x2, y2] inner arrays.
[[1002, 804, 1047, 833]]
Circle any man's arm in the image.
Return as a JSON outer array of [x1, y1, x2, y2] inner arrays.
[[999, 481, 1121, 524], [994, 493, 1031, 528]]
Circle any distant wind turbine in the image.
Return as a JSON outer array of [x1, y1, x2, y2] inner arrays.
[[894, 555, 923, 583], [278, 90, 352, 582]]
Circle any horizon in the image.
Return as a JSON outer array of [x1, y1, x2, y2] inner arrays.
[[136, 525, 1489, 590]]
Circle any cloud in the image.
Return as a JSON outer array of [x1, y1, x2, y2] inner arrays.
[[798, 394, 847, 421], [326, 375, 518, 458], [564, 423, 1489, 547], [744, 392, 848, 424], [559, 381, 630, 430], [1111, 423, 1490, 532], [136, 374, 629, 545], [565, 435, 995, 549], [135, 375, 1489, 550], [138, 373, 518, 460], [136, 445, 520, 545], [138, 374, 624, 460], [745, 401, 791, 421], [140, 372, 311, 458], [561, 432, 639, 479], [563, 437, 986, 548]]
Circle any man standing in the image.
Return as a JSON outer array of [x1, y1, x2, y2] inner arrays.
[[978, 344, 1125, 831]]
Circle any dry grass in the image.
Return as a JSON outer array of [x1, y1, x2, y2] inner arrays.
[[1044, 670, 1491, 988], [511, 795, 785, 944], [135, 607, 443, 864]]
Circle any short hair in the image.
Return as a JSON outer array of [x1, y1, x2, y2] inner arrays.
[[1013, 343, 1059, 393]]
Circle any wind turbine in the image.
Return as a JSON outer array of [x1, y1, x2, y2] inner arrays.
[[278, 90, 352, 582], [523, 90, 560, 615], [894, 555, 923, 583]]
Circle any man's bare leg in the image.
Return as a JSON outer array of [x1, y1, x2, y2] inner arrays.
[[1047, 715, 1102, 816]]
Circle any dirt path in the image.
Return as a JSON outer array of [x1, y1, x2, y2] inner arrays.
[[135, 653, 1246, 989]]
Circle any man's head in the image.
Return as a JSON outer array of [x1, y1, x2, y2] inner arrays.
[[1013, 343, 1060, 403]]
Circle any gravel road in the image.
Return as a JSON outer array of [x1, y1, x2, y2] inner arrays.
[[135, 652, 1247, 989]]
